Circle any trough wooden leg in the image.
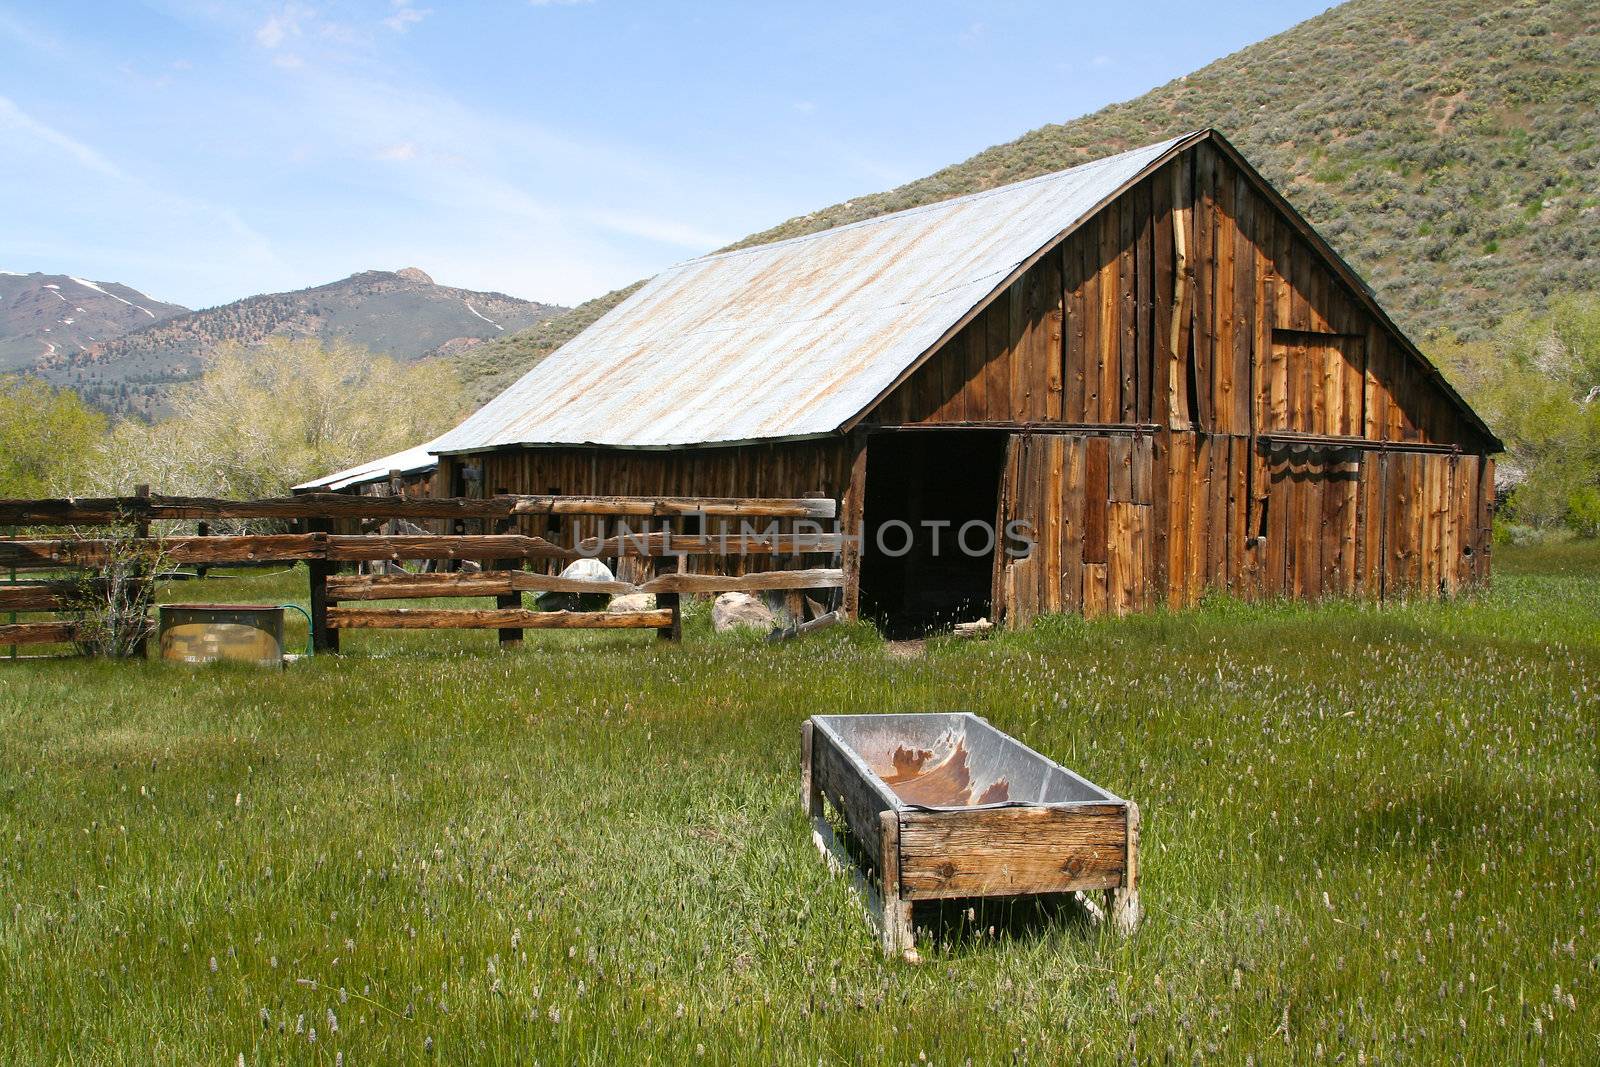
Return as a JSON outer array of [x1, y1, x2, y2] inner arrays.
[[1104, 802, 1141, 933], [800, 720, 820, 816], [878, 810, 916, 959]]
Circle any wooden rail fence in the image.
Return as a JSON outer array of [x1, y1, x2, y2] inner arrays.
[[1, 492, 842, 657]]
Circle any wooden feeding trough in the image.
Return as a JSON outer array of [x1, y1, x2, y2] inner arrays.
[[801, 713, 1139, 957]]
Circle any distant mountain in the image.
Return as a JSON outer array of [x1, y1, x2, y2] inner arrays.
[[454, 0, 1600, 401], [39, 268, 566, 418], [0, 271, 188, 376]]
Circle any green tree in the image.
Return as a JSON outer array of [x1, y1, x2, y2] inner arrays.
[[1436, 294, 1600, 532], [92, 338, 468, 499], [0, 376, 107, 497]]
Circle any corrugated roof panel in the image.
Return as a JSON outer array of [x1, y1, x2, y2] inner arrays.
[[293, 442, 438, 492], [431, 134, 1195, 452]]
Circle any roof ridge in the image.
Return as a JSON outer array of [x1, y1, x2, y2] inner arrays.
[[675, 132, 1198, 269]]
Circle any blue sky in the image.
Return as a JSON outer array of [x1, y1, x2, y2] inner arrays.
[[0, 1, 1328, 311]]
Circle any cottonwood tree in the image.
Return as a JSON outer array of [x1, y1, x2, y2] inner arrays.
[[0, 376, 107, 497], [1436, 293, 1600, 533], [91, 337, 468, 501]]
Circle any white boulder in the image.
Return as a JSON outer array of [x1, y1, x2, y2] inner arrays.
[[607, 592, 656, 614], [712, 592, 776, 633]]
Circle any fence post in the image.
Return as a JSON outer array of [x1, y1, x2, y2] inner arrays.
[[653, 548, 682, 642], [492, 499, 522, 650], [131, 484, 151, 659], [307, 519, 339, 654]]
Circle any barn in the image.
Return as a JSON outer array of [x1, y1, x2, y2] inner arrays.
[[423, 129, 1500, 632]]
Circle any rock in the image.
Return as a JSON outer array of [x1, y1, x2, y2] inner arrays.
[[712, 592, 776, 633], [395, 267, 434, 284], [537, 557, 614, 612], [607, 593, 655, 614]]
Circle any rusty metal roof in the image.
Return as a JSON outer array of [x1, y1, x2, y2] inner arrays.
[[431, 134, 1196, 453], [293, 442, 438, 491]]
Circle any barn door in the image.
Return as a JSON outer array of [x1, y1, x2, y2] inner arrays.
[[995, 433, 1153, 627], [1257, 446, 1362, 601]]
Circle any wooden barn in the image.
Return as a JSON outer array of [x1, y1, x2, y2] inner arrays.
[[425, 129, 1500, 632]]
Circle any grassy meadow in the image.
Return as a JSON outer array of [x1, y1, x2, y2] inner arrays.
[[2, 546, 1597, 1063]]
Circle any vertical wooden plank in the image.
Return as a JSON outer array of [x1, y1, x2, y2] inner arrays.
[[1263, 451, 1287, 598], [1442, 454, 1462, 595], [1119, 191, 1138, 422], [1152, 166, 1175, 429], [1164, 433, 1188, 608], [1066, 231, 1088, 423], [1232, 169, 1255, 435], [1192, 143, 1216, 431], [1044, 248, 1065, 421], [1135, 177, 1155, 424], [1168, 153, 1195, 431], [1081, 562, 1107, 620], [1282, 452, 1304, 600], [931, 330, 966, 423], [1042, 436, 1064, 616], [1099, 206, 1121, 424], [1130, 433, 1153, 505], [1109, 436, 1134, 503], [1010, 278, 1031, 422], [992, 435, 1023, 626], [1341, 336, 1364, 437], [1355, 451, 1378, 597], [1149, 433, 1169, 605], [1203, 435, 1226, 590], [1184, 435, 1205, 604], [878, 811, 914, 958], [1213, 160, 1237, 434], [964, 317, 988, 421], [1227, 435, 1248, 593], [840, 435, 868, 621], [1082, 230, 1103, 423], [1062, 436, 1085, 612], [986, 303, 1010, 423], [1083, 436, 1110, 565]]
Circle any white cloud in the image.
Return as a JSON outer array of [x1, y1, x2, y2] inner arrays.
[[376, 141, 419, 161], [0, 95, 123, 177], [383, 0, 432, 33], [792, 100, 816, 114], [584, 209, 727, 251], [255, 5, 312, 49], [1091, 54, 1114, 67]]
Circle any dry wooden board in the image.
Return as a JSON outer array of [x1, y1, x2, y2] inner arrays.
[[0, 621, 78, 645], [898, 804, 1129, 899], [326, 607, 673, 630]]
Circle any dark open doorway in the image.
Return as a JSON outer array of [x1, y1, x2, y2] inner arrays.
[[859, 430, 1009, 636]]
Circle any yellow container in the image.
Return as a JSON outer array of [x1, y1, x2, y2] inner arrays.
[[158, 604, 285, 667]]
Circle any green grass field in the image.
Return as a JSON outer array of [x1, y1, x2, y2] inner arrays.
[[2, 546, 1597, 1064]]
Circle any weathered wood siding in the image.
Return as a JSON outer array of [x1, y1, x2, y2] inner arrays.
[[865, 142, 1488, 449], [450, 441, 854, 582]]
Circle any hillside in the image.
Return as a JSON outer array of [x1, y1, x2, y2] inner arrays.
[[49, 268, 566, 418], [0, 272, 187, 375], [454, 0, 1600, 402]]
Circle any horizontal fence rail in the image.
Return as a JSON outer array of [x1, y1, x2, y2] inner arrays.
[[324, 568, 844, 602], [2, 490, 844, 658], [0, 492, 837, 526], [0, 532, 845, 569]]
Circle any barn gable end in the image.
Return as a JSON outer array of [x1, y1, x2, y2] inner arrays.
[[863, 134, 1492, 450]]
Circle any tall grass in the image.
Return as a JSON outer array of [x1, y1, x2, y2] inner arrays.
[[2, 547, 1596, 1063]]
